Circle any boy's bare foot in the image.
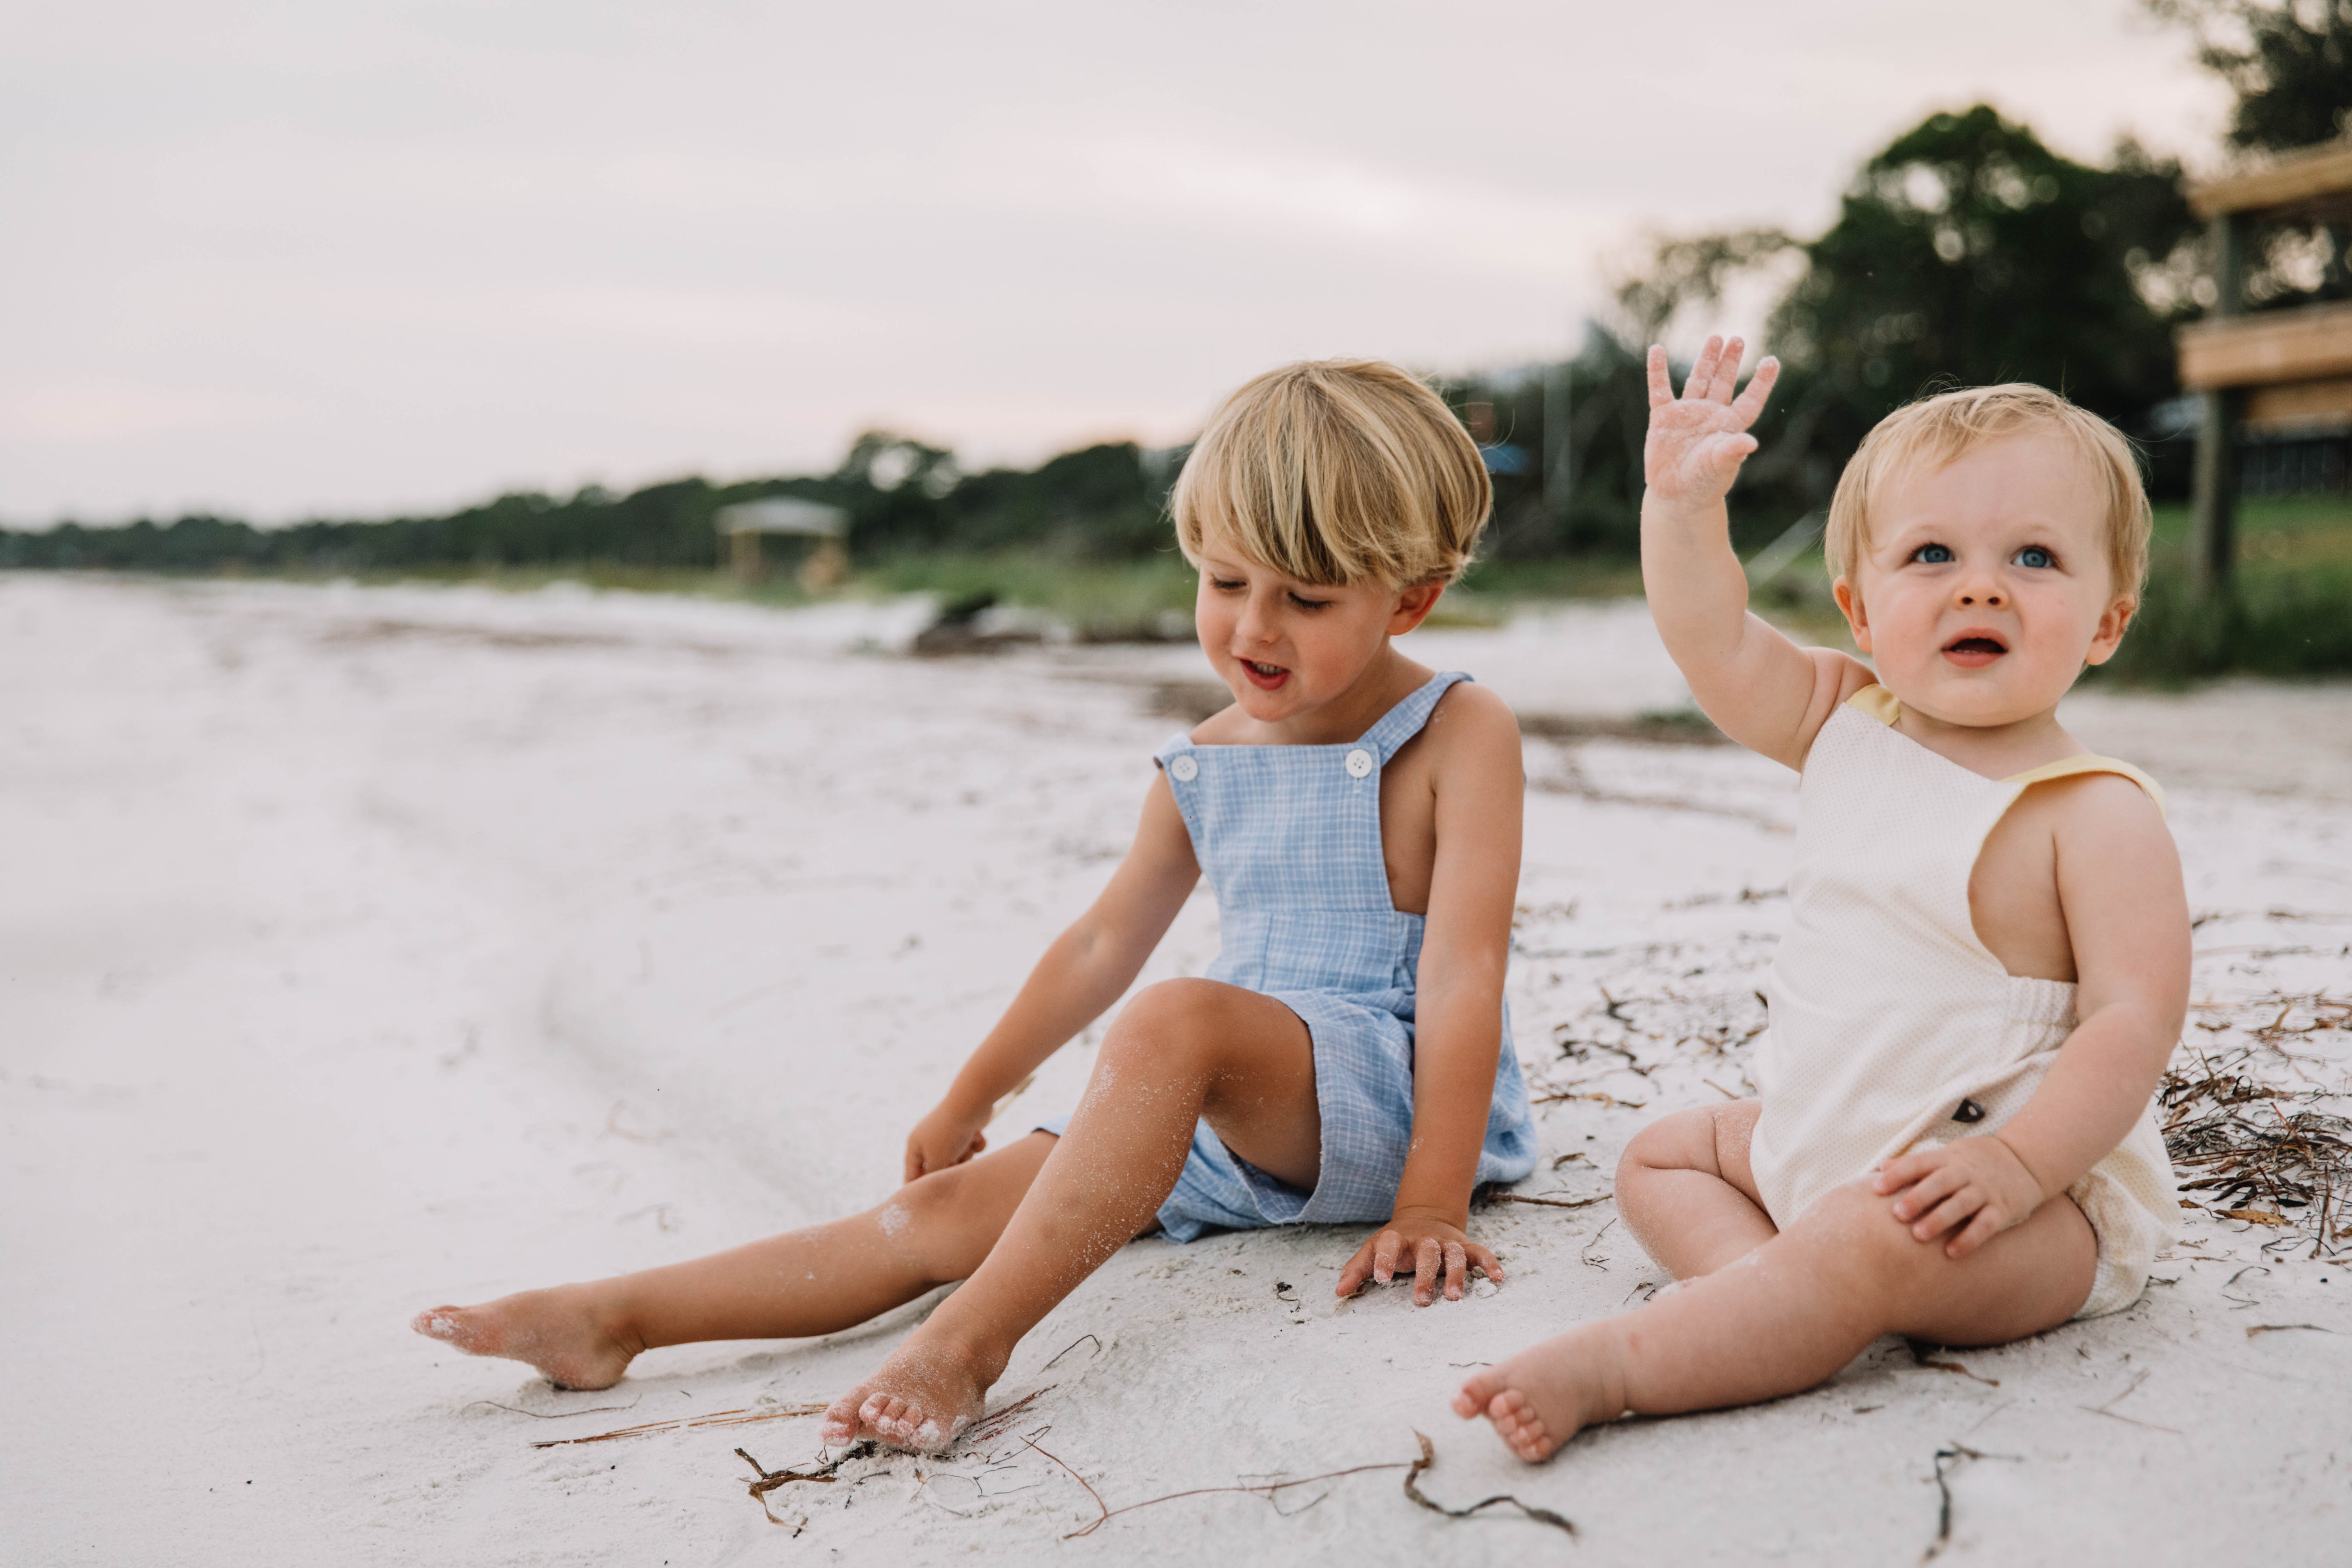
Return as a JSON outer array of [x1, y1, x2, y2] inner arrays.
[[820, 1330, 996, 1454], [1450, 1324, 1627, 1462], [411, 1286, 641, 1391]]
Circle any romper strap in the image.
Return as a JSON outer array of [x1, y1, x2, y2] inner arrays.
[[2005, 755, 2168, 818], [1358, 670, 1474, 763]]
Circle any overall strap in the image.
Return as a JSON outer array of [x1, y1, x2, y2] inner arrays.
[[1359, 671, 1473, 764]]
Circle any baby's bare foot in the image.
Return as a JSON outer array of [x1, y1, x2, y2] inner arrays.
[[411, 1286, 640, 1391], [820, 1332, 994, 1454], [1450, 1325, 1626, 1462]]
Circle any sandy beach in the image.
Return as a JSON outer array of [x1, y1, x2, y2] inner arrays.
[[6, 572, 2348, 1564]]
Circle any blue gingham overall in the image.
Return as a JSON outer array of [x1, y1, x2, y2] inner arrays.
[[1046, 669, 1537, 1241]]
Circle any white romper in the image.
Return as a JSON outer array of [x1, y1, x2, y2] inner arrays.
[[1748, 686, 2180, 1319]]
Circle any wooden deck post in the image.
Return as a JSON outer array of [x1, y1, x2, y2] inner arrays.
[[2190, 211, 2246, 603]]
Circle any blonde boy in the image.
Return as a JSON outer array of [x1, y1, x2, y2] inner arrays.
[[418, 360, 1536, 1452]]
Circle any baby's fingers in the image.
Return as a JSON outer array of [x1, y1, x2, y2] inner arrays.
[[1729, 355, 1780, 425], [1944, 1206, 2009, 1259], [1646, 344, 1674, 409], [1910, 1186, 1983, 1241]]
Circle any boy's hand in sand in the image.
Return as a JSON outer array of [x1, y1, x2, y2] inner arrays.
[[1336, 1208, 1502, 1307], [1871, 1135, 2047, 1258], [904, 1100, 988, 1182], [1643, 335, 1778, 511]]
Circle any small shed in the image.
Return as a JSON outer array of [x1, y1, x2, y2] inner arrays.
[[2176, 141, 2352, 597], [713, 497, 850, 587]]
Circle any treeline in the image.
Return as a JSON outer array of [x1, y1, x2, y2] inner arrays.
[[7, 1, 2347, 578], [0, 438, 1172, 575]]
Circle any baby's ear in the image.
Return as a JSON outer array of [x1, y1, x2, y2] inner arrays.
[[2082, 595, 2136, 667], [1830, 576, 1872, 653]]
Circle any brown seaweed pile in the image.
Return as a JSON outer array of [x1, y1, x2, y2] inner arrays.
[[2164, 994, 2352, 1259]]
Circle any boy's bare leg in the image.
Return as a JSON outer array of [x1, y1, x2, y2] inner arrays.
[[412, 1132, 1059, 1390], [822, 978, 1321, 1452], [1455, 1138, 2096, 1461]]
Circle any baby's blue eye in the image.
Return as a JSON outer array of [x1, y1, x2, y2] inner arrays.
[[2014, 546, 2054, 569], [1911, 543, 1954, 564]]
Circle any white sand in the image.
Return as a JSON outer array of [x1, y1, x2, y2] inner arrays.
[[6, 573, 2348, 1564]]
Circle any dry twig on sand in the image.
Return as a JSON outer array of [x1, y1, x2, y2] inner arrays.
[[1923, 1444, 2019, 1560], [1027, 1429, 1409, 1540], [530, 1401, 828, 1449]]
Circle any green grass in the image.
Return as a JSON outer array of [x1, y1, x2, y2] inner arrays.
[[168, 495, 2352, 678]]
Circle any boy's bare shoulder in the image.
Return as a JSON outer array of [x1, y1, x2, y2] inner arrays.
[[1423, 680, 1522, 765]]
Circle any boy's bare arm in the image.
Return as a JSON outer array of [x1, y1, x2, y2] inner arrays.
[[1877, 777, 2189, 1254], [907, 775, 1201, 1177], [1335, 684, 1522, 1304], [1640, 337, 1873, 771]]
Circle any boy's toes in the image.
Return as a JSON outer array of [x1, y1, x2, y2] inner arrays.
[[821, 1388, 871, 1445]]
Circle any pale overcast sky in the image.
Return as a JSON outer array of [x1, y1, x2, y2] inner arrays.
[[3, 1, 2228, 524]]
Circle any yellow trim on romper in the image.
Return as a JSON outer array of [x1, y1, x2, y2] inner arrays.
[[1842, 684, 2167, 817]]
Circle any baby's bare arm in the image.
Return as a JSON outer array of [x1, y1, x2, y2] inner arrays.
[[1993, 777, 2189, 1192], [1640, 337, 1872, 770], [908, 775, 1200, 1177]]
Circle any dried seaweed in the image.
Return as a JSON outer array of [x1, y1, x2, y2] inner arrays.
[[1025, 1429, 1409, 1540], [736, 1441, 875, 1526], [1904, 1340, 2000, 1388], [1923, 1444, 2018, 1560], [1400, 1430, 1576, 1537], [2161, 995, 2352, 1260], [1489, 1192, 1614, 1211]]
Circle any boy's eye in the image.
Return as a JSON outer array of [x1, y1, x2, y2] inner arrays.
[[1286, 591, 1332, 611], [1910, 543, 1954, 565], [2013, 545, 2054, 569], [1209, 576, 1246, 592]]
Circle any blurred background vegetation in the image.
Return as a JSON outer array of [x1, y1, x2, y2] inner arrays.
[[6, 0, 2350, 680]]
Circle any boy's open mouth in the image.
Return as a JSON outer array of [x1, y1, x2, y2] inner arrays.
[[1941, 634, 2007, 668], [1240, 658, 1290, 691]]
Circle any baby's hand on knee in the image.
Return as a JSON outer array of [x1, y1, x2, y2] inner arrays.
[[1871, 1136, 2045, 1258]]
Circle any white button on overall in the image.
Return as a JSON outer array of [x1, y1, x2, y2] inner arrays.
[[1344, 748, 1374, 778], [1169, 754, 1199, 782]]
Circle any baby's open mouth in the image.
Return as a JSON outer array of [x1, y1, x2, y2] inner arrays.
[[1240, 658, 1290, 691], [1941, 635, 2007, 668]]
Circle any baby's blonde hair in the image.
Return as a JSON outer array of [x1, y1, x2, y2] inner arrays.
[[1172, 359, 1492, 587], [1825, 384, 2151, 598]]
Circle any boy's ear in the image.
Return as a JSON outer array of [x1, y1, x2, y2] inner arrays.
[[2082, 595, 2136, 667], [1831, 575, 1872, 653], [1388, 580, 1445, 637]]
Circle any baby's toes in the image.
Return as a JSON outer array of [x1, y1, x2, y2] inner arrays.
[[820, 1391, 867, 1444], [1452, 1370, 1504, 1419]]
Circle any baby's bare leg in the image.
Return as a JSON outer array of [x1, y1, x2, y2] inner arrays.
[[412, 1132, 1058, 1390], [822, 979, 1320, 1452], [1458, 1174, 2096, 1461], [1616, 1100, 1776, 1279]]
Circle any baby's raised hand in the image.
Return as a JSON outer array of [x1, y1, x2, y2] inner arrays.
[[1644, 335, 1779, 510], [1872, 1135, 2047, 1258], [1336, 1207, 1503, 1307]]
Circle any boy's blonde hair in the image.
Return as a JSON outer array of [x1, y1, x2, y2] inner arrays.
[[1172, 359, 1492, 587], [1825, 384, 2151, 598]]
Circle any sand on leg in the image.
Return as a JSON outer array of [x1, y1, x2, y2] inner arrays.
[[1455, 1170, 2097, 1461], [822, 978, 1321, 1452], [412, 1131, 1059, 1389]]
